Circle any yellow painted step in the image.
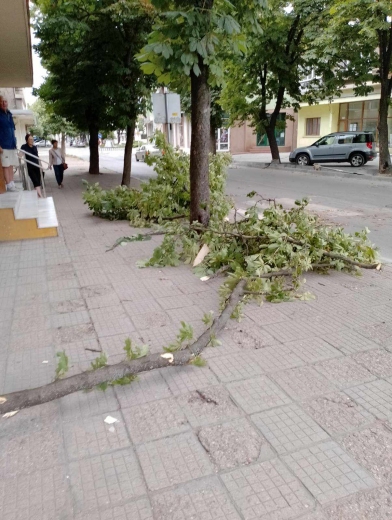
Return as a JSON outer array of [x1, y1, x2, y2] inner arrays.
[[0, 208, 57, 241]]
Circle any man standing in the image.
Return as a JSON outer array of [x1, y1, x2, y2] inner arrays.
[[0, 95, 19, 191]]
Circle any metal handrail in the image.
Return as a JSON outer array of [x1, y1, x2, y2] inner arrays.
[[18, 149, 47, 198], [18, 148, 50, 168], [18, 157, 32, 191]]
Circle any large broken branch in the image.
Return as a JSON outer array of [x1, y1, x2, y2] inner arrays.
[[0, 281, 246, 415], [190, 224, 379, 270]]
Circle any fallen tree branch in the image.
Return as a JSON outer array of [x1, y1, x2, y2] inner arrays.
[[321, 251, 380, 269], [189, 228, 378, 269], [208, 265, 230, 280], [249, 270, 293, 280], [161, 214, 187, 221], [284, 237, 379, 269], [0, 281, 246, 415]]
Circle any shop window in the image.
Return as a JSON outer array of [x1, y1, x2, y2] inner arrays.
[[257, 113, 286, 146], [306, 117, 320, 136], [364, 100, 379, 119], [348, 102, 362, 120]]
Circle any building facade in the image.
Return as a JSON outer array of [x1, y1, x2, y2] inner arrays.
[[229, 108, 298, 154], [296, 84, 392, 151]]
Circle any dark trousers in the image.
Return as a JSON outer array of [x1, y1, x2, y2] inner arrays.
[[53, 164, 64, 185]]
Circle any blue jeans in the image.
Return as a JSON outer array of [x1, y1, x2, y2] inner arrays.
[[53, 164, 64, 185]]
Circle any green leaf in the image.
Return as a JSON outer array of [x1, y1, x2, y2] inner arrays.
[[193, 63, 201, 76], [141, 62, 156, 75], [124, 338, 150, 360], [202, 311, 214, 326], [91, 352, 108, 370], [55, 351, 69, 379], [190, 356, 207, 367]]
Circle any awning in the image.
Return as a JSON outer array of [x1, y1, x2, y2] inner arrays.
[[0, 0, 33, 87]]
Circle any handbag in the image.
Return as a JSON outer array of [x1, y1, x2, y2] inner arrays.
[[63, 162, 68, 170]]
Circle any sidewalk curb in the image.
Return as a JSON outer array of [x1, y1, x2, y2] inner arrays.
[[232, 161, 392, 182]]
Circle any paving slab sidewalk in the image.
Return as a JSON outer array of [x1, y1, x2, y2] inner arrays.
[[1, 159, 392, 519]]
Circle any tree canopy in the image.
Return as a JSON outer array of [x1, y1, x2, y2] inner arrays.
[[220, 0, 344, 161], [29, 98, 78, 140], [33, 0, 154, 179], [319, 0, 392, 172], [138, 0, 265, 225]]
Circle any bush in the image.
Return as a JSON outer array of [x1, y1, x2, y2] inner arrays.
[[82, 184, 139, 221], [83, 132, 232, 225]]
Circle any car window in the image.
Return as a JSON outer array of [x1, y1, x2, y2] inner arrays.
[[140, 146, 145, 150], [314, 135, 335, 146], [337, 135, 354, 144], [353, 133, 373, 143]]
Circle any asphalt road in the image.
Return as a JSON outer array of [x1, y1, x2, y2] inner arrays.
[[66, 147, 155, 181], [65, 147, 392, 263]]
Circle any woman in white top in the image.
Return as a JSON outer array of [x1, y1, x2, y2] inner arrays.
[[49, 140, 65, 188]]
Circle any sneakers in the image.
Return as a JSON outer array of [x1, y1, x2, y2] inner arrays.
[[6, 182, 19, 192]]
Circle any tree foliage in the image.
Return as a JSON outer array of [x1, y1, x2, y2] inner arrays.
[[221, 0, 344, 162], [319, 0, 392, 172], [33, 0, 154, 178], [29, 98, 78, 139]]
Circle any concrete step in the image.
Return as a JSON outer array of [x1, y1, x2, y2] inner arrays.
[[14, 190, 39, 220], [37, 197, 58, 229], [0, 191, 19, 209]]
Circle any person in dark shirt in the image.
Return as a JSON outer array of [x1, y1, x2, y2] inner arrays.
[[0, 96, 19, 191], [20, 134, 43, 198]]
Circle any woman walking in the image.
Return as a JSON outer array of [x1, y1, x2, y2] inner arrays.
[[20, 134, 43, 198], [49, 140, 65, 188]]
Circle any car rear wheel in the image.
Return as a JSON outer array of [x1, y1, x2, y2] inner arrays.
[[349, 153, 365, 167], [136, 156, 140, 162], [296, 153, 311, 166]]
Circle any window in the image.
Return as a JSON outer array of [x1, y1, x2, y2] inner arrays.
[[315, 135, 335, 146], [337, 135, 353, 144], [256, 113, 286, 146], [306, 118, 321, 136], [338, 100, 392, 147], [363, 100, 378, 119]]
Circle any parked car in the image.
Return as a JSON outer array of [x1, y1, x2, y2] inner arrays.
[[289, 131, 377, 167], [135, 144, 161, 162], [35, 139, 51, 147]]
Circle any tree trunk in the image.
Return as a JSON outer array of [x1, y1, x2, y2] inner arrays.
[[190, 60, 211, 225], [122, 121, 136, 187], [378, 79, 392, 173], [209, 121, 217, 155], [88, 123, 99, 175], [265, 125, 281, 163], [117, 129, 121, 145], [61, 133, 66, 158]]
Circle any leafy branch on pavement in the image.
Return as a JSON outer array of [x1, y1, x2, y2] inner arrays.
[[139, 194, 378, 308], [85, 137, 379, 305], [83, 133, 232, 225], [0, 281, 246, 414]]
